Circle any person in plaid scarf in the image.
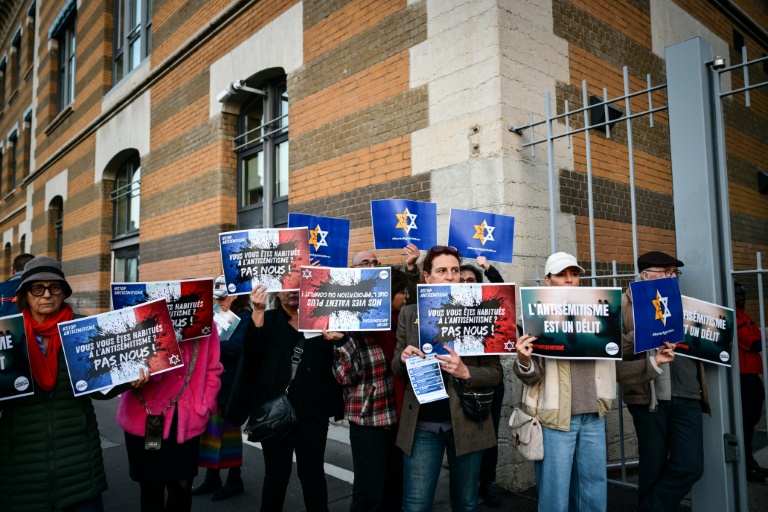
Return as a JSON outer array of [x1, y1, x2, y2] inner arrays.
[[332, 269, 410, 511]]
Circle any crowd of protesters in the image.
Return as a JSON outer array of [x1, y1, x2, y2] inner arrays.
[[0, 244, 763, 512]]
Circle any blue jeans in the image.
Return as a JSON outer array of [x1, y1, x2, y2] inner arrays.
[[534, 413, 607, 512], [402, 428, 484, 512]]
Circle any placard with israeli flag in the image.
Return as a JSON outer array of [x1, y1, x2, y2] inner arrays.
[[288, 213, 351, 268], [448, 209, 515, 263], [298, 266, 391, 332], [629, 277, 685, 353], [371, 199, 437, 250]]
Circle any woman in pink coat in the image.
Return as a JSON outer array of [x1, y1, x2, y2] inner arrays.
[[117, 327, 223, 511]]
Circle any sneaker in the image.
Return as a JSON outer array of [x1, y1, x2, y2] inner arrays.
[[480, 481, 502, 507], [211, 479, 244, 501], [191, 477, 222, 495]]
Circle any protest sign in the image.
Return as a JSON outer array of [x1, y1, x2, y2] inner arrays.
[[0, 314, 34, 401], [417, 283, 517, 356], [219, 228, 310, 293], [111, 279, 213, 342], [676, 296, 734, 366], [213, 303, 241, 342], [520, 287, 623, 360], [447, 209, 515, 263], [405, 354, 448, 404], [59, 299, 183, 396], [630, 277, 684, 353], [288, 213, 351, 268], [298, 266, 391, 331], [371, 199, 437, 250]]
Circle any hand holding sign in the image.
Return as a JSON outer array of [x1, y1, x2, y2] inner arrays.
[[515, 333, 537, 367], [435, 345, 470, 380], [400, 345, 426, 365], [655, 341, 676, 365]]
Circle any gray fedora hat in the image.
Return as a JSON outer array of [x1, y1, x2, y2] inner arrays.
[[16, 256, 73, 299]]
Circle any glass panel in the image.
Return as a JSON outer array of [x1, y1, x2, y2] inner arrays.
[[114, 255, 139, 282], [278, 84, 288, 130], [114, 53, 124, 82], [129, 165, 141, 231], [243, 99, 264, 145], [68, 29, 76, 104], [240, 152, 264, 207], [131, 0, 141, 29], [114, 170, 128, 236], [129, 38, 141, 70], [115, 0, 123, 49], [275, 140, 289, 198]]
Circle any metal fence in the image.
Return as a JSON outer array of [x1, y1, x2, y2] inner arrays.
[[507, 38, 768, 511]]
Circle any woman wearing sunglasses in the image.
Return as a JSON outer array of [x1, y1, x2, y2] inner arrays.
[[392, 246, 502, 511], [0, 256, 149, 511]]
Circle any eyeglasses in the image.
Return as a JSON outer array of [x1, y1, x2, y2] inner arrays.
[[29, 283, 64, 296], [353, 259, 380, 268], [644, 268, 683, 278]]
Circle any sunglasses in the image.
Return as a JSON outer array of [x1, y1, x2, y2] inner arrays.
[[428, 245, 460, 258]]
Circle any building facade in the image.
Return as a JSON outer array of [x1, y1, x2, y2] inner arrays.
[[0, 0, 765, 493]]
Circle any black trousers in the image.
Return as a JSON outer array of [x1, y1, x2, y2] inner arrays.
[[260, 416, 329, 512], [740, 373, 766, 464], [348, 422, 403, 512], [628, 398, 704, 512], [479, 379, 505, 483]]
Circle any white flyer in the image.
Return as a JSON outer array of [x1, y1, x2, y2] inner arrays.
[[405, 354, 449, 405]]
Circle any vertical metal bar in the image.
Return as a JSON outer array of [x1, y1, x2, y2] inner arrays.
[[530, 112, 536, 158], [565, 100, 571, 149], [647, 74, 655, 128], [709, 50, 747, 511], [603, 88, 611, 139], [757, 253, 768, 419], [545, 92, 557, 254], [613, 259, 628, 484], [623, 68, 640, 275], [742, 46, 751, 107], [581, 81, 596, 281]]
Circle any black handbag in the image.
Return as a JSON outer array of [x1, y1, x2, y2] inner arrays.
[[453, 379, 494, 423], [243, 338, 305, 442]]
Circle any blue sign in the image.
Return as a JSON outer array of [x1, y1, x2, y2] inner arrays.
[[629, 277, 684, 353], [447, 209, 515, 263], [288, 213, 351, 268], [371, 199, 437, 250]]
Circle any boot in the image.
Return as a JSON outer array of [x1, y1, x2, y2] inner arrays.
[[191, 469, 222, 495], [211, 468, 244, 501]]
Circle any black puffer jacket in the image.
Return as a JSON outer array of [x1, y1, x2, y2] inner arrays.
[[0, 348, 109, 511]]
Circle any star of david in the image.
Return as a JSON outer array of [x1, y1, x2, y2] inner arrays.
[[169, 355, 181, 365], [472, 220, 495, 246], [504, 340, 515, 351], [201, 326, 211, 335], [308, 224, 328, 251], [395, 208, 418, 234], [652, 290, 672, 326], [302, 269, 313, 278]]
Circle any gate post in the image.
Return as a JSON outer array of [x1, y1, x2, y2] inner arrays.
[[666, 37, 746, 511]]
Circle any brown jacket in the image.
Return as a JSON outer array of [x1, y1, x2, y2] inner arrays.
[[616, 288, 710, 414], [391, 304, 503, 457]]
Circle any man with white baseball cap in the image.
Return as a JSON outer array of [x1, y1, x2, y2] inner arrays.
[[513, 251, 616, 512]]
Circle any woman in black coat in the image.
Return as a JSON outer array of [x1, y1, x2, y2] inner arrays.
[[243, 286, 343, 512]]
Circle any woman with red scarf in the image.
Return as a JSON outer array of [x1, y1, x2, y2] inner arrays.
[[0, 256, 148, 511]]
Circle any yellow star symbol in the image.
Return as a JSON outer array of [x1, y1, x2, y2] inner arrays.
[[652, 290, 671, 326], [309, 225, 320, 250], [395, 208, 416, 234], [473, 220, 488, 245]]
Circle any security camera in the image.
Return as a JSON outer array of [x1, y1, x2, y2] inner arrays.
[[711, 56, 726, 70]]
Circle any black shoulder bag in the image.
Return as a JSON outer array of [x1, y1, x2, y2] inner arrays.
[[243, 338, 305, 442]]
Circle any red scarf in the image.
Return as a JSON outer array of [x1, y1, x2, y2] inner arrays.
[[24, 303, 75, 391]]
